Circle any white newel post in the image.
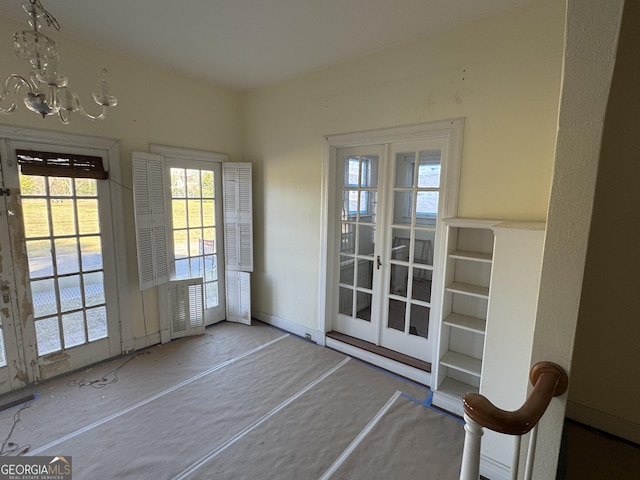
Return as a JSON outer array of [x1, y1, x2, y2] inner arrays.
[[460, 414, 483, 480]]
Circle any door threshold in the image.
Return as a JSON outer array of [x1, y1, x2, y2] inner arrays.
[[325, 331, 431, 386]]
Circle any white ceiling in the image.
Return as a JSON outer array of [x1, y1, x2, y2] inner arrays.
[[0, 0, 530, 91]]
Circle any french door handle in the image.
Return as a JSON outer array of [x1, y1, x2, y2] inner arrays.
[[376, 255, 381, 270]]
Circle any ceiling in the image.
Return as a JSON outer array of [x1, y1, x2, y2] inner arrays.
[[0, 0, 531, 91]]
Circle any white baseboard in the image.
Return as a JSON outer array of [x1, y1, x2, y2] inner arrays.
[[480, 454, 511, 480], [253, 310, 322, 344], [566, 400, 640, 444], [325, 337, 431, 386], [131, 332, 161, 351]]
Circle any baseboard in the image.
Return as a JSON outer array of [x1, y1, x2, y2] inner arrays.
[[566, 400, 640, 444], [131, 332, 161, 351], [252, 311, 323, 344], [480, 454, 511, 480]]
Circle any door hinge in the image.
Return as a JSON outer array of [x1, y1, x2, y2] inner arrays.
[[0, 188, 10, 196]]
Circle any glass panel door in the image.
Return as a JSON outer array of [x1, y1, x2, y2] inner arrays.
[[167, 161, 225, 325], [379, 141, 444, 361], [334, 146, 384, 343]]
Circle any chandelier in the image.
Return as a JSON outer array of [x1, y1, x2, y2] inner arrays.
[[0, 0, 117, 124]]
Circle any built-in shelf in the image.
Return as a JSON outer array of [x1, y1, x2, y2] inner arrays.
[[443, 313, 486, 334], [440, 351, 482, 377], [445, 282, 490, 299], [437, 377, 479, 399], [449, 250, 492, 263]]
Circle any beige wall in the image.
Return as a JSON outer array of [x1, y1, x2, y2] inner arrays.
[[240, 0, 565, 331], [568, 0, 640, 442], [0, 14, 241, 343]]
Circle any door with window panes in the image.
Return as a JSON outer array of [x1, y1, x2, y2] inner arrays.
[[165, 159, 225, 325], [334, 139, 447, 362], [0, 141, 121, 386]]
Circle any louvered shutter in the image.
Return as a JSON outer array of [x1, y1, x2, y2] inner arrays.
[[132, 152, 169, 290], [223, 163, 253, 272], [225, 270, 251, 325], [168, 278, 205, 338]]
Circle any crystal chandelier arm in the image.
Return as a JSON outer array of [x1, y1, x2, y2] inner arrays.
[[0, 74, 35, 114], [63, 91, 108, 121]]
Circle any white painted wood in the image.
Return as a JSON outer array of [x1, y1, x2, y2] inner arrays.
[[132, 151, 169, 290], [222, 162, 253, 272], [168, 278, 205, 339], [446, 282, 490, 299], [226, 271, 251, 325], [441, 351, 482, 377], [443, 313, 486, 334], [253, 309, 322, 344], [460, 414, 483, 480]]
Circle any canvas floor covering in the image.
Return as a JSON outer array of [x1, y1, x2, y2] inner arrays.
[[0, 321, 465, 479]]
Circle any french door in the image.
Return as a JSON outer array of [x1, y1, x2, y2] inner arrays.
[[0, 139, 121, 387], [333, 138, 448, 362], [165, 159, 226, 325]]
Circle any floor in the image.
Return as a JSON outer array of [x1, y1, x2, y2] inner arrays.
[[0, 321, 465, 479]]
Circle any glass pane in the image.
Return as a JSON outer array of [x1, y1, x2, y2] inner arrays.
[[388, 299, 406, 332], [339, 256, 354, 285], [188, 200, 202, 228], [416, 191, 438, 219], [411, 269, 433, 302], [418, 151, 441, 188], [87, 306, 107, 341], [174, 258, 190, 279], [361, 156, 378, 188], [20, 175, 46, 196], [75, 178, 97, 197], [80, 236, 102, 271], [48, 177, 72, 196], [202, 199, 215, 227], [356, 292, 372, 321], [395, 152, 416, 188], [204, 255, 217, 282], [413, 229, 435, 265], [201, 170, 214, 198], [55, 238, 79, 275], [35, 317, 61, 355], [338, 287, 353, 316], [51, 199, 76, 236], [170, 168, 186, 197], [205, 281, 218, 309], [357, 225, 375, 256], [202, 228, 215, 253], [343, 190, 359, 216], [62, 311, 86, 348], [59, 275, 82, 312], [390, 228, 410, 261], [186, 169, 201, 198], [190, 257, 203, 277], [393, 191, 412, 225], [22, 198, 49, 237], [356, 259, 374, 289], [31, 278, 57, 318], [172, 200, 187, 229], [84, 272, 105, 307], [389, 264, 408, 297], [77, 199, 99, 234], [174, 230, 188, 259], [343, 156, 360, 187], [409, 304, 430, 339], [340, 224, 355, 254], [27, 239, 53, 278], [189, 228, 203, 257]]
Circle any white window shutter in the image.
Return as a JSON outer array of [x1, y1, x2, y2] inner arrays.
[[168, 278, 205, 338], [132, 151, 169, 290], [223, 162, 253, 272], [226, 271, 251, 325]]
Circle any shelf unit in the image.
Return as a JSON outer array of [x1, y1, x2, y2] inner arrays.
[[432, 218, 499, 416]]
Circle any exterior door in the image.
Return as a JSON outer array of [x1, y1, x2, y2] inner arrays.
[[165, 159, 226, 325], [333, 139, 447, 362], [0, 140, 121, 382]]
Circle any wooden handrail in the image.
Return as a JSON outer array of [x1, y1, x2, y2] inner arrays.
[[462, 361, 568, 435]]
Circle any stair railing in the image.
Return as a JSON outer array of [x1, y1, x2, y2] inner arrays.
[[459, 361, 568, 480]]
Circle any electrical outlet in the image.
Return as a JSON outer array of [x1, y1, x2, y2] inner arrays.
[[304, 333, 312, 341]]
